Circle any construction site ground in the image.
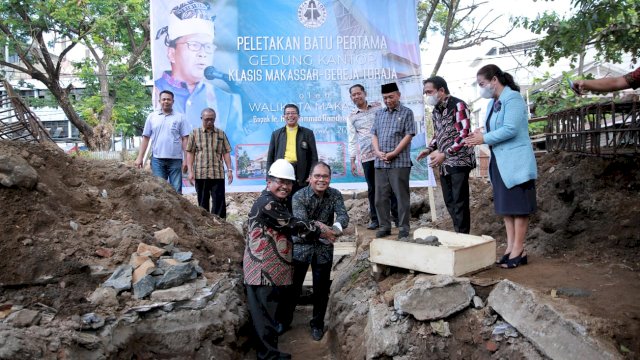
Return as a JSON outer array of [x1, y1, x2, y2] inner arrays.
[[1, 139, 638, 358]]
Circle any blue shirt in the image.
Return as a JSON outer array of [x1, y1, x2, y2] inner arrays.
[[142, 110, 190, 159], [371, 103, 416, 168]]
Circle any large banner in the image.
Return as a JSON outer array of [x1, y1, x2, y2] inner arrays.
[[151, 0, 435, 191]]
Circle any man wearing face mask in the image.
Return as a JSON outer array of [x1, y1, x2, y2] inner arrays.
[[417, 76, 475, 234]]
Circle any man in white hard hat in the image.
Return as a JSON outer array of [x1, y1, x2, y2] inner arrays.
[[153, 0, 242, 153], [243, 159, 336, 360]]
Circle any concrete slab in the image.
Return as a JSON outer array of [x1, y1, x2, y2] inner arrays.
[[488, 280, 622, 360]]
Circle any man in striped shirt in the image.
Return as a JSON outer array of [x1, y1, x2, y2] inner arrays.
[[372, 82, 416, 240], [186, 107, 233, 218], [347, 84, 399, 230]]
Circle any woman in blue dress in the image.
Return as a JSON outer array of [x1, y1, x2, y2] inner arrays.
[[465, 64, 537, 269]]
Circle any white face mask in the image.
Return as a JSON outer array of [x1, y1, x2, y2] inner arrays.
[[425, 94, 439, 106], [479, 85, 494, 99]]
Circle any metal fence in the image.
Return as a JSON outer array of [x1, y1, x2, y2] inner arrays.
[[545, 99, 639, 156]]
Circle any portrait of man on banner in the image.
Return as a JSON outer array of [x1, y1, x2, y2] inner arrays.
[[152, 0, 243, 156]]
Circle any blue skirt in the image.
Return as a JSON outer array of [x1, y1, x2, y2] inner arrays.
[[489, 151, 537, 216]]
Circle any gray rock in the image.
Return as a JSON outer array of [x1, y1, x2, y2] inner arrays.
[[488, 280, 621, 360], [0, 155, 38, 189], [155, 263, 196, 289], [473, 295, 484, 309], [81, 312, 105, 329], [69, 220, 79, 231], [7, 309, 41, 327], [394, 274, 475, 321], [415, 235, 441, 246], [102, 265, 133, 293], [175, 281, 222, 310], [172, 251, 193, 262], [132, 274, 156, 299], [556, 287, 591, 297], [150, 282, 197, 302], [195, 265, 205, 276], [88, 287, 118, 307], [365, 301, 411, 359], [409, 192, 427, 216]]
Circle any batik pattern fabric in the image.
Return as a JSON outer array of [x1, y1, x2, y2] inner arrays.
[[243, 190, 320, 286], [291, 186, 349, 264], [426, 95, 476, 174]]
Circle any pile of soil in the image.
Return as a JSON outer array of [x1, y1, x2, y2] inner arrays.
[[0, 140, 245, 317], [2, 138, 639, 358], [467, 151, 640, 263]]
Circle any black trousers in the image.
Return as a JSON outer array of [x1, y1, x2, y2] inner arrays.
[[278, 258, 332, 330], [440, 169, 471, 234], [246, 285, 288, 360], [195, 178, 226, 218], [362, 160, 398, 223]]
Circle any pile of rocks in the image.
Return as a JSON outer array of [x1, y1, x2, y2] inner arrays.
[[97, 227, 205, 301]]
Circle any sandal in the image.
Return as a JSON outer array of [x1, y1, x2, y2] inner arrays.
[[501, 253, 528, 269], [496, 253, 510, 265]]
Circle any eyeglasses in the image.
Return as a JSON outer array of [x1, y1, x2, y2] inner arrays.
[[176, 41, 216, 54], [312, 174, 330, 180], [272, 178, 293, 186], [284, 112, 298, 116]]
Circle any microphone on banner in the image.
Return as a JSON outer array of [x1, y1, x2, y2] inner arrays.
[[204, 66, 245, 96], [204, 66, 230, 82]]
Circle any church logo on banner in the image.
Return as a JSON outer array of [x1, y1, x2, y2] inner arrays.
[[297, 0, 327, 28]]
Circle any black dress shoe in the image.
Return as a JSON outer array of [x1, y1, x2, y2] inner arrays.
[[311, 327, 324, 341], [397, 230, 410, 240], [375, 229, 391, 238], [367, 221, 379, 230]]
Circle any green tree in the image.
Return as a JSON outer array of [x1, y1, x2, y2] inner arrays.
[[237, 149, 251, 177], [333, 143, 345, 175], [0, 0, 150, 150], [516, 0, 640, 74]]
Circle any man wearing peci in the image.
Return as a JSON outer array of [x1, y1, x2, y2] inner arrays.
[[347, 84, 399, 230], [371, 82, 415, 240]]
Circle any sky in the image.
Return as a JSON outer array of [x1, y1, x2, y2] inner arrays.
[[421, 0, 574, 68], [419, 0, 576, 101]]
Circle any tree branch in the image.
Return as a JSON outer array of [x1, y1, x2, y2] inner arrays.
[[418, 0, 439, 43]]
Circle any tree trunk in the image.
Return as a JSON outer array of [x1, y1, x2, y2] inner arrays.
[[47, 80, 97, 148]]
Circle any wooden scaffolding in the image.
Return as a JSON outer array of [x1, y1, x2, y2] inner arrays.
[[0, 80, 53, 143]]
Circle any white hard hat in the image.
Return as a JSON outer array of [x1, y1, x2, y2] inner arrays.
[[268, 159, 296, 181]]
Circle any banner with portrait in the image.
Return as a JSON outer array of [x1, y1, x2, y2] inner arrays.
[[151, 0, 435, 191]]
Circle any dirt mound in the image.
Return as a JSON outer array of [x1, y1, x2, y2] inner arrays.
[[0, 140, 244, 317], [430, 152, 640, 263]]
